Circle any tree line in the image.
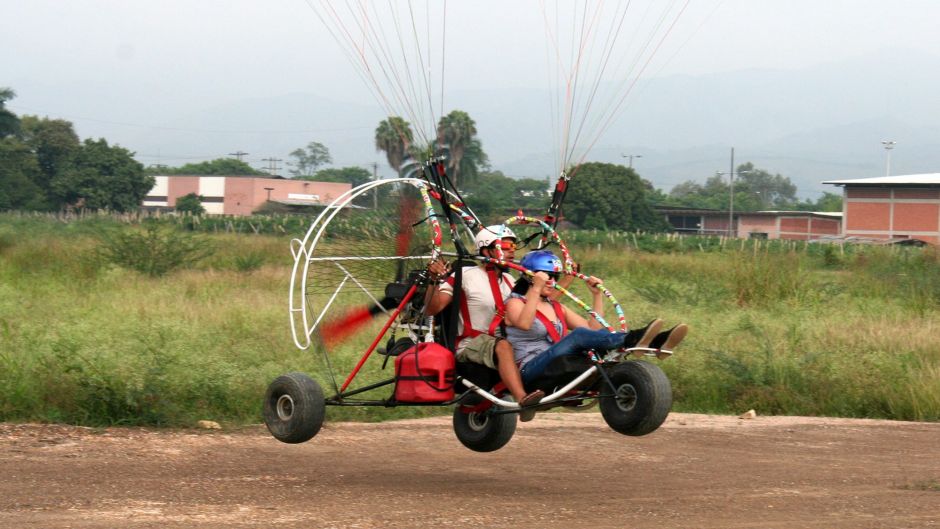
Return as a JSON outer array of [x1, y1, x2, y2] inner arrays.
[[0, 88, 152, 212], [1, 85, 837, 226]]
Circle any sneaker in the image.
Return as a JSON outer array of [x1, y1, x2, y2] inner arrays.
[[623, 319, 663, 349], [518, 390, 545, 422], [649, 323, 689, 352]]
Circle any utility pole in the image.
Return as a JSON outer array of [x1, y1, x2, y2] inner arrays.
[[228, 150, 249, 162], [371, 162, 379, 210], [881, 140, 896, 176], [620, 153, 642, 169], [728, 147, 735, 238], [261, 157, 283, 177]]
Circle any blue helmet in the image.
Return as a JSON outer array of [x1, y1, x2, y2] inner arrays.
[[520, 250, 563, 274]]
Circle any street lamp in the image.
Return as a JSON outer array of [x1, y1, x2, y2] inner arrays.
[[881, 140, 896, 176], [620, 153, 642, 169]]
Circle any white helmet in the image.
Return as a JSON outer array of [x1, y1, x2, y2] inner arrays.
[[473, 224, 517, 250]]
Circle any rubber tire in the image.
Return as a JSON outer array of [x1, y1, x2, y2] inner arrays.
[[263, 372, 326, 444], [452, 401, 517, 452], [599, 361, 672, 436]]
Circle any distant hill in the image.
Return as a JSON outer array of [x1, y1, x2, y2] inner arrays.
[[117, 48, 940, 198]]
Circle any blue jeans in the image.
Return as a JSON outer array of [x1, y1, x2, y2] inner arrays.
[[519, 327, 625, 383]]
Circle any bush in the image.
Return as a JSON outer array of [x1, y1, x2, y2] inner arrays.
[[175, 193, 205, 215], [98, 223, 214, 276]]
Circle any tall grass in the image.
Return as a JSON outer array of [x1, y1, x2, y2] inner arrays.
[[1, 212, 938, 426]]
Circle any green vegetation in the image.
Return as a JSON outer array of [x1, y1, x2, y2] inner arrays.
[[660, 162, 842, 212], [148, 158, 265, 176], [1, 89, 152, 212], [1, 212, 938, 428]]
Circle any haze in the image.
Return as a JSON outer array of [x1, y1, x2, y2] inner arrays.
[[5, 0, 940, 197]]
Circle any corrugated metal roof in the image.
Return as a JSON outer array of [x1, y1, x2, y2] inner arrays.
[[823, 173, 940, 185]]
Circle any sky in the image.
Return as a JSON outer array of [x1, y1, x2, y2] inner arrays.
[[5, 0, 940, 191]]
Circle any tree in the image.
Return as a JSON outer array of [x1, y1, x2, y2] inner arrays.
[[288, 141, 332, 177], [174, 193, 205, 215], [50, 138, 153, 211], [312, 166, 372, 187], [666, 162, 799, 212], [0, 138, 46, 210], [156, 158, 265, 176], [734, 162, 797, 209], [436, 110, 487, 187], [0, 87, 20, 138], [375, 116, 413, 174], [561, 163, 667, 231], [19, 116, 80, 192], [461, 171, 549, 222], [813, 192, 843, 212]]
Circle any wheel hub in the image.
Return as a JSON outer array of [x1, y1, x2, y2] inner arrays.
[[467, 412, 490, 432], [614, 383, 638, 412], [276, 394, 295, 421]]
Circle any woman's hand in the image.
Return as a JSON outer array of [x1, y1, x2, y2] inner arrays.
[[586, 276, 603, 295], [531, 271, 550, 289]]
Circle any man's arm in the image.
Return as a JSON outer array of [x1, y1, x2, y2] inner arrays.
[[424, 259, 453, 316]]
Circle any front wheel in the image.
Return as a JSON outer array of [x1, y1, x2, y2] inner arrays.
[[599, 361, 672, 436], [452, 402, 517, 452], [263, 372, 326, 444]]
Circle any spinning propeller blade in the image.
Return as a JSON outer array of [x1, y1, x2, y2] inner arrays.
[[318, 196, 421, 348]]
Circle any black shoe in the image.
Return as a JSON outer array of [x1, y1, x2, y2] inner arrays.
[[649, 324, 689, 351], [623, 319, 663, 349]]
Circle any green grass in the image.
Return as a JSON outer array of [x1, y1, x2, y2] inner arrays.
[[1, 212, 939, 426]]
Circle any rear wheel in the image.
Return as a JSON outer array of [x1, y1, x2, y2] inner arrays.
[[263, 372, 326, 444], [599, 361, 671, 436], [452, 400, 517, 452]]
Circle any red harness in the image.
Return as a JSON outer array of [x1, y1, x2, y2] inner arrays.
[[534, 299, 567, 343], [454, 267, 512, 345]]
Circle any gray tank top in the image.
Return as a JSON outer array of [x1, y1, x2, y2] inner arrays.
[[505, 292, 564, 367]]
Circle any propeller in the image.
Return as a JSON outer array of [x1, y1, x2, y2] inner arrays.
[[318, 195, 422, 348]]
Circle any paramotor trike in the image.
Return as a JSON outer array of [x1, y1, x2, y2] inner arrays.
[[262, 160, 675, 452]]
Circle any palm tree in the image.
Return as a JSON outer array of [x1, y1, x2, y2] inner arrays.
[[375, 117, 413, 174], [436, 110, 482, 188]]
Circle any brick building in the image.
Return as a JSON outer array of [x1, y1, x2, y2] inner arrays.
[[143, 175, 352, 216], [657, 206, 841, 240], [824, 174, 940, 245]]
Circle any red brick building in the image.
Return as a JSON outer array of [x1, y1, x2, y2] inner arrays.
[[657, 207, 841, 240], [737, 211, 841, 240], [143, 175, 352, 216], [824, 174, 940, 245]]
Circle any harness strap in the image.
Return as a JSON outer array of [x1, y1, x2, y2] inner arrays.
[[454, 267, 512, 347], [534, 299, 567, 343]]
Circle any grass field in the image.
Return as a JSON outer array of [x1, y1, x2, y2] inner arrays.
[[1, 212, 938, 427]]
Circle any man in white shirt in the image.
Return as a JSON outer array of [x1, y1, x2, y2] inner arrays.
[[426, 225, 544, 420]]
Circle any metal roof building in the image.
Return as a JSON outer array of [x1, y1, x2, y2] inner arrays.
[[824, 173, 940, 245]]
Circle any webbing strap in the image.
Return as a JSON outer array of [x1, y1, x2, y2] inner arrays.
[[485, 267, 507, 336], [534, 300, 567, 343], [454, 267, 511, 347]]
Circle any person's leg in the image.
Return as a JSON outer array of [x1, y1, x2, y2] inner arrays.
[[459, 336, 543, 405], [493, 339, 529, 402], [520, 328, 625, 383]]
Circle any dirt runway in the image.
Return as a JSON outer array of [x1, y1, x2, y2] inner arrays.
[[1, 413, 938, 529]]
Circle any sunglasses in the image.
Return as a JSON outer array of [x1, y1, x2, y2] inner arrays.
[[488, 240, 517, 251], [530, 272, 560, 282]]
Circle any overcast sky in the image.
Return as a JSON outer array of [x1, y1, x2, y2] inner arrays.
[[5, 0, 940, 181]]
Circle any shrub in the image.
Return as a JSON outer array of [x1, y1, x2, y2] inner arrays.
[[175, 193, 205, 215], [98, 223, 214, 276]]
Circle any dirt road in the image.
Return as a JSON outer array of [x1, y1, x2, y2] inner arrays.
[[1, 413, 938, 529]]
